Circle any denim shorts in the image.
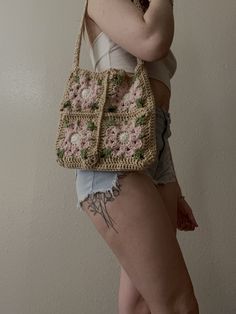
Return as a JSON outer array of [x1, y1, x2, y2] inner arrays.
[[74, 105, 177, 232]]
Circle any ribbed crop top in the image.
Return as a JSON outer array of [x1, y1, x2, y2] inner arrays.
[[83, 30, 177, 92]]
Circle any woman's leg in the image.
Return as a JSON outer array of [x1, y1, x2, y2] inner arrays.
[[81, 171, 199, 314], [118, 265, 151, 314], [118, 181, 179, 314]]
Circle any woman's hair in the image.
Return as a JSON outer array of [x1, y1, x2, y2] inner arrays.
[[131, 0, 150, 12]]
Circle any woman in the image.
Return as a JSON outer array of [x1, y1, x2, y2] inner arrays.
[[75, 0, 199, 313]]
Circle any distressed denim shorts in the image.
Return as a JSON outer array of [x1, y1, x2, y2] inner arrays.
[[74, 105, 177, 232]]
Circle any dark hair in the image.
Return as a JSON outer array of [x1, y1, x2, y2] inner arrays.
[[131, 0, 150, 12]]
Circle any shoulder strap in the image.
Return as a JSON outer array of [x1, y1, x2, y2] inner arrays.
[[72, 0, 145, 71]]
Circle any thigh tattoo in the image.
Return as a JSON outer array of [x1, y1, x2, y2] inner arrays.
[[81, 172, 130, 234]]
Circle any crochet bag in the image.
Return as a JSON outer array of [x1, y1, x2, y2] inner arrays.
[[54, 0, 158, 171]]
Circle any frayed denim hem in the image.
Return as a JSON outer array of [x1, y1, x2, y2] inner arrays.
[[76, 171, 127, 233], [76, 171, 122, 212], [75, 169, 177, 234]]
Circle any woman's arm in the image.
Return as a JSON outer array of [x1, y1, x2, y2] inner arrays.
[[87, 0, 174, 61], [144, 0, 174, 58], [165, 140, 199, 231]]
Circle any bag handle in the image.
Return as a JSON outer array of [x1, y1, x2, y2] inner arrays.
[[71, 0, 145, 72]]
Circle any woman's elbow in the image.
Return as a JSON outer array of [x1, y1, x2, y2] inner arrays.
[[143, 44, 169, 62], [141, 34, 173, 62]]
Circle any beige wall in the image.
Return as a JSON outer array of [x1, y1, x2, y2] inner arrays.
[[0, 0, 235, 313]]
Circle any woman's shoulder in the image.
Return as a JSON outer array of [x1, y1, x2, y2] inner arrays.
[[85, 0, 162, 62]]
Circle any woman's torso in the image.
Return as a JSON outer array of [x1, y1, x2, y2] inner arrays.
[[85, 14, 174, 112]]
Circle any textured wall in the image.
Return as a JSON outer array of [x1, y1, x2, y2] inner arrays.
[[0, 0, 235, 313]]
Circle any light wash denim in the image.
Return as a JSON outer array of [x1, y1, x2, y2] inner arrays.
[[74, 105, 177, 232]]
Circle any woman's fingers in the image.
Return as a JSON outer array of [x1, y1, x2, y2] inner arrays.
[[178, 199, 198, 227], [182, 200, 198, 227], [177, 200, 198, 231]]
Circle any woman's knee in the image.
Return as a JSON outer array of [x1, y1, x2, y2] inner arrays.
[[173, 285, 199, 314], [134, 296, 151, 314], [119, 295, 150, 314], [149, 284, 199, 314], [118, 266, 150, 314]]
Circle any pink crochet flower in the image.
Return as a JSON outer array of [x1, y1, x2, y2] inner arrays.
[[79, 74, 90, 86], [119, 78, 143, 111], [68, 75, 102, 111], [58, 119, 94, 158], [104, 120, 143, 157], [107, 82, 130, 112], [106, 78, 143, 113]]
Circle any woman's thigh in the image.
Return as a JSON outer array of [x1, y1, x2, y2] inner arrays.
[[81, 171, 195, 312]]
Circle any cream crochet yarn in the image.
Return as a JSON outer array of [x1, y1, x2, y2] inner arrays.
[[54, 0, 158, 171]]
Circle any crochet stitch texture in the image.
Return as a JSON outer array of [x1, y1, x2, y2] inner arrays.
[[55, 0, 158, 171]]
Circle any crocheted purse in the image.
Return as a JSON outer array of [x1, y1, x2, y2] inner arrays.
[[54, 0, 157, 171]]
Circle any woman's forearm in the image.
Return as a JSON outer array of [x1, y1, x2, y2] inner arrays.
[[143, 0, 174, 48]]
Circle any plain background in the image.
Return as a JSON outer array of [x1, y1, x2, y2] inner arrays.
[[0, 0, 236, 313]]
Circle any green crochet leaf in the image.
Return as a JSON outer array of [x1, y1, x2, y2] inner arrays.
[[131, 72, 138, 83], [138, 131, 145, 139], [111, 73, 125, 86], [91, 102, 99, 111], [87, 121, 97, 131], [135, 115, 146, 126], [136, 97, 145, 108], [133, 148, 144, 160], [100, 148, 112, 158], [97, 78, 103, 85], [80, 148, 88, 159], [63, 119, 70, 128], [56, 148, 65, 158], [61, 100, 71, 111]]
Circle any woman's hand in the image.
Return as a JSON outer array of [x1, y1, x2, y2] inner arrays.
[[158, 104, 198, 231], [176, 181, 199, 231], [177, 196, 199, 231]]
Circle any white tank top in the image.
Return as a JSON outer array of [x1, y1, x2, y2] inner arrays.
[[83, 30, 177, 92]]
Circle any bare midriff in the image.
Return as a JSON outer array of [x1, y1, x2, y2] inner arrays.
[[85, 17, 171, 113]]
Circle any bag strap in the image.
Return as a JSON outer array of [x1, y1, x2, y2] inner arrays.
[[72, 0, 145, 72]]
